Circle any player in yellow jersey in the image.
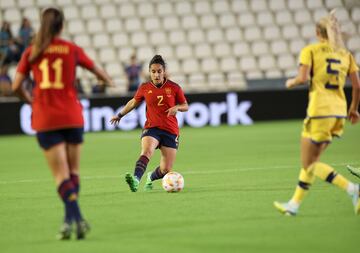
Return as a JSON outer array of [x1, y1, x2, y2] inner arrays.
[[274, 10, 360, 215]]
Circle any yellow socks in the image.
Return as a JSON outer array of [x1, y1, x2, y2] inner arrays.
[[309, 162, 351, 193], [290, 168, 316, 205]]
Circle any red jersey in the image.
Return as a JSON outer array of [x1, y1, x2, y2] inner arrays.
[[134, 79, 187, 135], [17, 38, 94, 132]]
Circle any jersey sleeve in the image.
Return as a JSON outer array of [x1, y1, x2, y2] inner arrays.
[[133, 84, 144, 102], [348, 53, 359, 74], [75, 45, 95, 70], [16, 47, 32, 75], [175, 85, 187, 104], [298, 45, 312, 67]]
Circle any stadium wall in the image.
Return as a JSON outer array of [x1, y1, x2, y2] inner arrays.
[[0, 87, 353, 135]]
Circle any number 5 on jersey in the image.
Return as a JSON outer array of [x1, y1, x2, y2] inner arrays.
[[39, 58, 64, 89]]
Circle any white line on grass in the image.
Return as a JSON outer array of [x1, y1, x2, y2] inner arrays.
[[0, 162, 356, 185]]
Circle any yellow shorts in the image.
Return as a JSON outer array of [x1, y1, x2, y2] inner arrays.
[[301, 117, 345, 143]]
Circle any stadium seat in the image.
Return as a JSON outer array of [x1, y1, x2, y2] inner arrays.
[[169, 30, 186, 45], [200, 14, 218, 29], [258, 55, 277, 71], [213, 1, 230, 14], [163, 16, 180, 31], [208, 72, 225, 89], [263, 26, 281, 41], [0, 0, 16, 8], [67, 20, 85, 35], [74, 34, 92, 48], [238, 13, 256, 27], [294, 10, 313, 24], [194, 1, 212, 15], [347, 36, 360, 51], [105, 62, 122, 78], [269, 0, 286, 11], [99, 48, 116, 63], [149, 31, 168, 45], [125, 18, 142, 32], [105, 18, 123, 33], [201, 58, 219, 73], [306, 0, 324, 9], [289, 39, 306, 54], [174, 1, 192, 16], [182, 15, 200, 30], [220, 57, 238, 72], [246, 71, 264, 80], [257, 12, 275, 27], [195, 43, 213, 59], [240, 56, 258, 72], [282, 25, 300, 39], [231, 0, 249, 13], [288, 0, 305, 10], [18, 0, 35, 8], [155, 45, 174, 59], [301, 24, 315, 39], [351, 7, 360, 23], [119, 3, 136, 18], [265, 69, 283, 79], [325, 0, 343, 9], [251, 41, 269, 56], [207, 28, 224, 43], [99, 4, 117, 19], [86, 19, 104, 34], [93, 33, 110, 48], [335, 8, 350, 22], [275, 11, 293, 25], [219, 13, 237, 28], [182, 58, 200, 74], [144, 17, 161, 31], [278, 54, 296, 71], [166, 59, 181, 74], [137, 2, 154, 17], [130, 32, 148, 47], [136, 46, 154, 62], [80, 5, 98, 20], [176, 45, 193, 60], [56, 0, 73, 6], [4, 8, 22, 23], [244, 27, 262, 41], [112, 33, 129, 47], [156, 2, 173, 16], [63, 6, 80, 20], [118, 47, 134, 62], [250, 0, 268, 12], [225, 27, 243, 42], [188, 29, 206, 44], [214, 43, 232, 58], [188, 73, 207, 90], [36, 0, 56, 7], [169, 74, 187, 87], [227, 72, 246, 90], [23, 7, 40, 22], [233, 42, 251, 57], [313, 9, 329, 22]]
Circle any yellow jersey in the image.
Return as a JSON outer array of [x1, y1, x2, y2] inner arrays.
[[299, 41, 359, 117]]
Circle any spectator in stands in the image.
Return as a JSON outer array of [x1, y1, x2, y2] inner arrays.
[[123, 54, 143, 92], [110, 55, 188, 192], [0, 64, 12, 96], [274, 10, 360, 216], [12, 7, 114, 240], [17, 18, 34, 55], [0, 21, 21, 65]]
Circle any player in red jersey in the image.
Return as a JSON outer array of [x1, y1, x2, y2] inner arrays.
[[110, 55, 188, 192], [12, 7, 113, 240]]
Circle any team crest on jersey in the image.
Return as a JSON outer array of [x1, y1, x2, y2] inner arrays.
[[165, 88, 172, 95]]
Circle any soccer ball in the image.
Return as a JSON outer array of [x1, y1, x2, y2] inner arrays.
[[162, 171, 184, 192]]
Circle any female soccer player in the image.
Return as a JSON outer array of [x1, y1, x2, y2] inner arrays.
[[110, 55, 188, 192], [274, 10, 360, 215], [12, 7, 113, 239]]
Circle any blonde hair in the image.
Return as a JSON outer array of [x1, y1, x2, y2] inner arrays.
[[316, 9, 345, 51]]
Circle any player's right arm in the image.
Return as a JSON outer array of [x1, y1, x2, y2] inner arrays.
[[110, 98, 141, 125], [286, 45, 311, 89], [12, 47, 32, 104]]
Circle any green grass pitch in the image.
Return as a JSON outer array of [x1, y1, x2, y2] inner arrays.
[[0, 120, 359, 253]]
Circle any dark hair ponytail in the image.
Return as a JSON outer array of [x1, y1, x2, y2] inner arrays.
[[149, 55, 166, 69], [29, 7, 64, 63]]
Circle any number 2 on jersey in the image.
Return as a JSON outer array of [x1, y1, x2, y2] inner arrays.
[[157, 95, 164, 106], [39, 58, 64, 89], [325, 58, 341, 89]]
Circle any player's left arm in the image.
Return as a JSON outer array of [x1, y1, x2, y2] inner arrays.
[[285, 64, 310, 89], [348, 71, 360, 124], [166, 102, 189, 116]]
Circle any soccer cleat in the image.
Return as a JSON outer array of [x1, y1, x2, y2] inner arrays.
[[125, 173, 139, 192], [347, 165, 360, 179], [273, 201, 298, 216], [76, 220, 90, 240], [352, 184, 360, 215], [57, 222, 72, 240], [144, 172, 153, 191]]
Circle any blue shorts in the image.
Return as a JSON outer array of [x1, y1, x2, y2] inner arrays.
[[141, 128, 179, 149], [36, 128, 84, 150]]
